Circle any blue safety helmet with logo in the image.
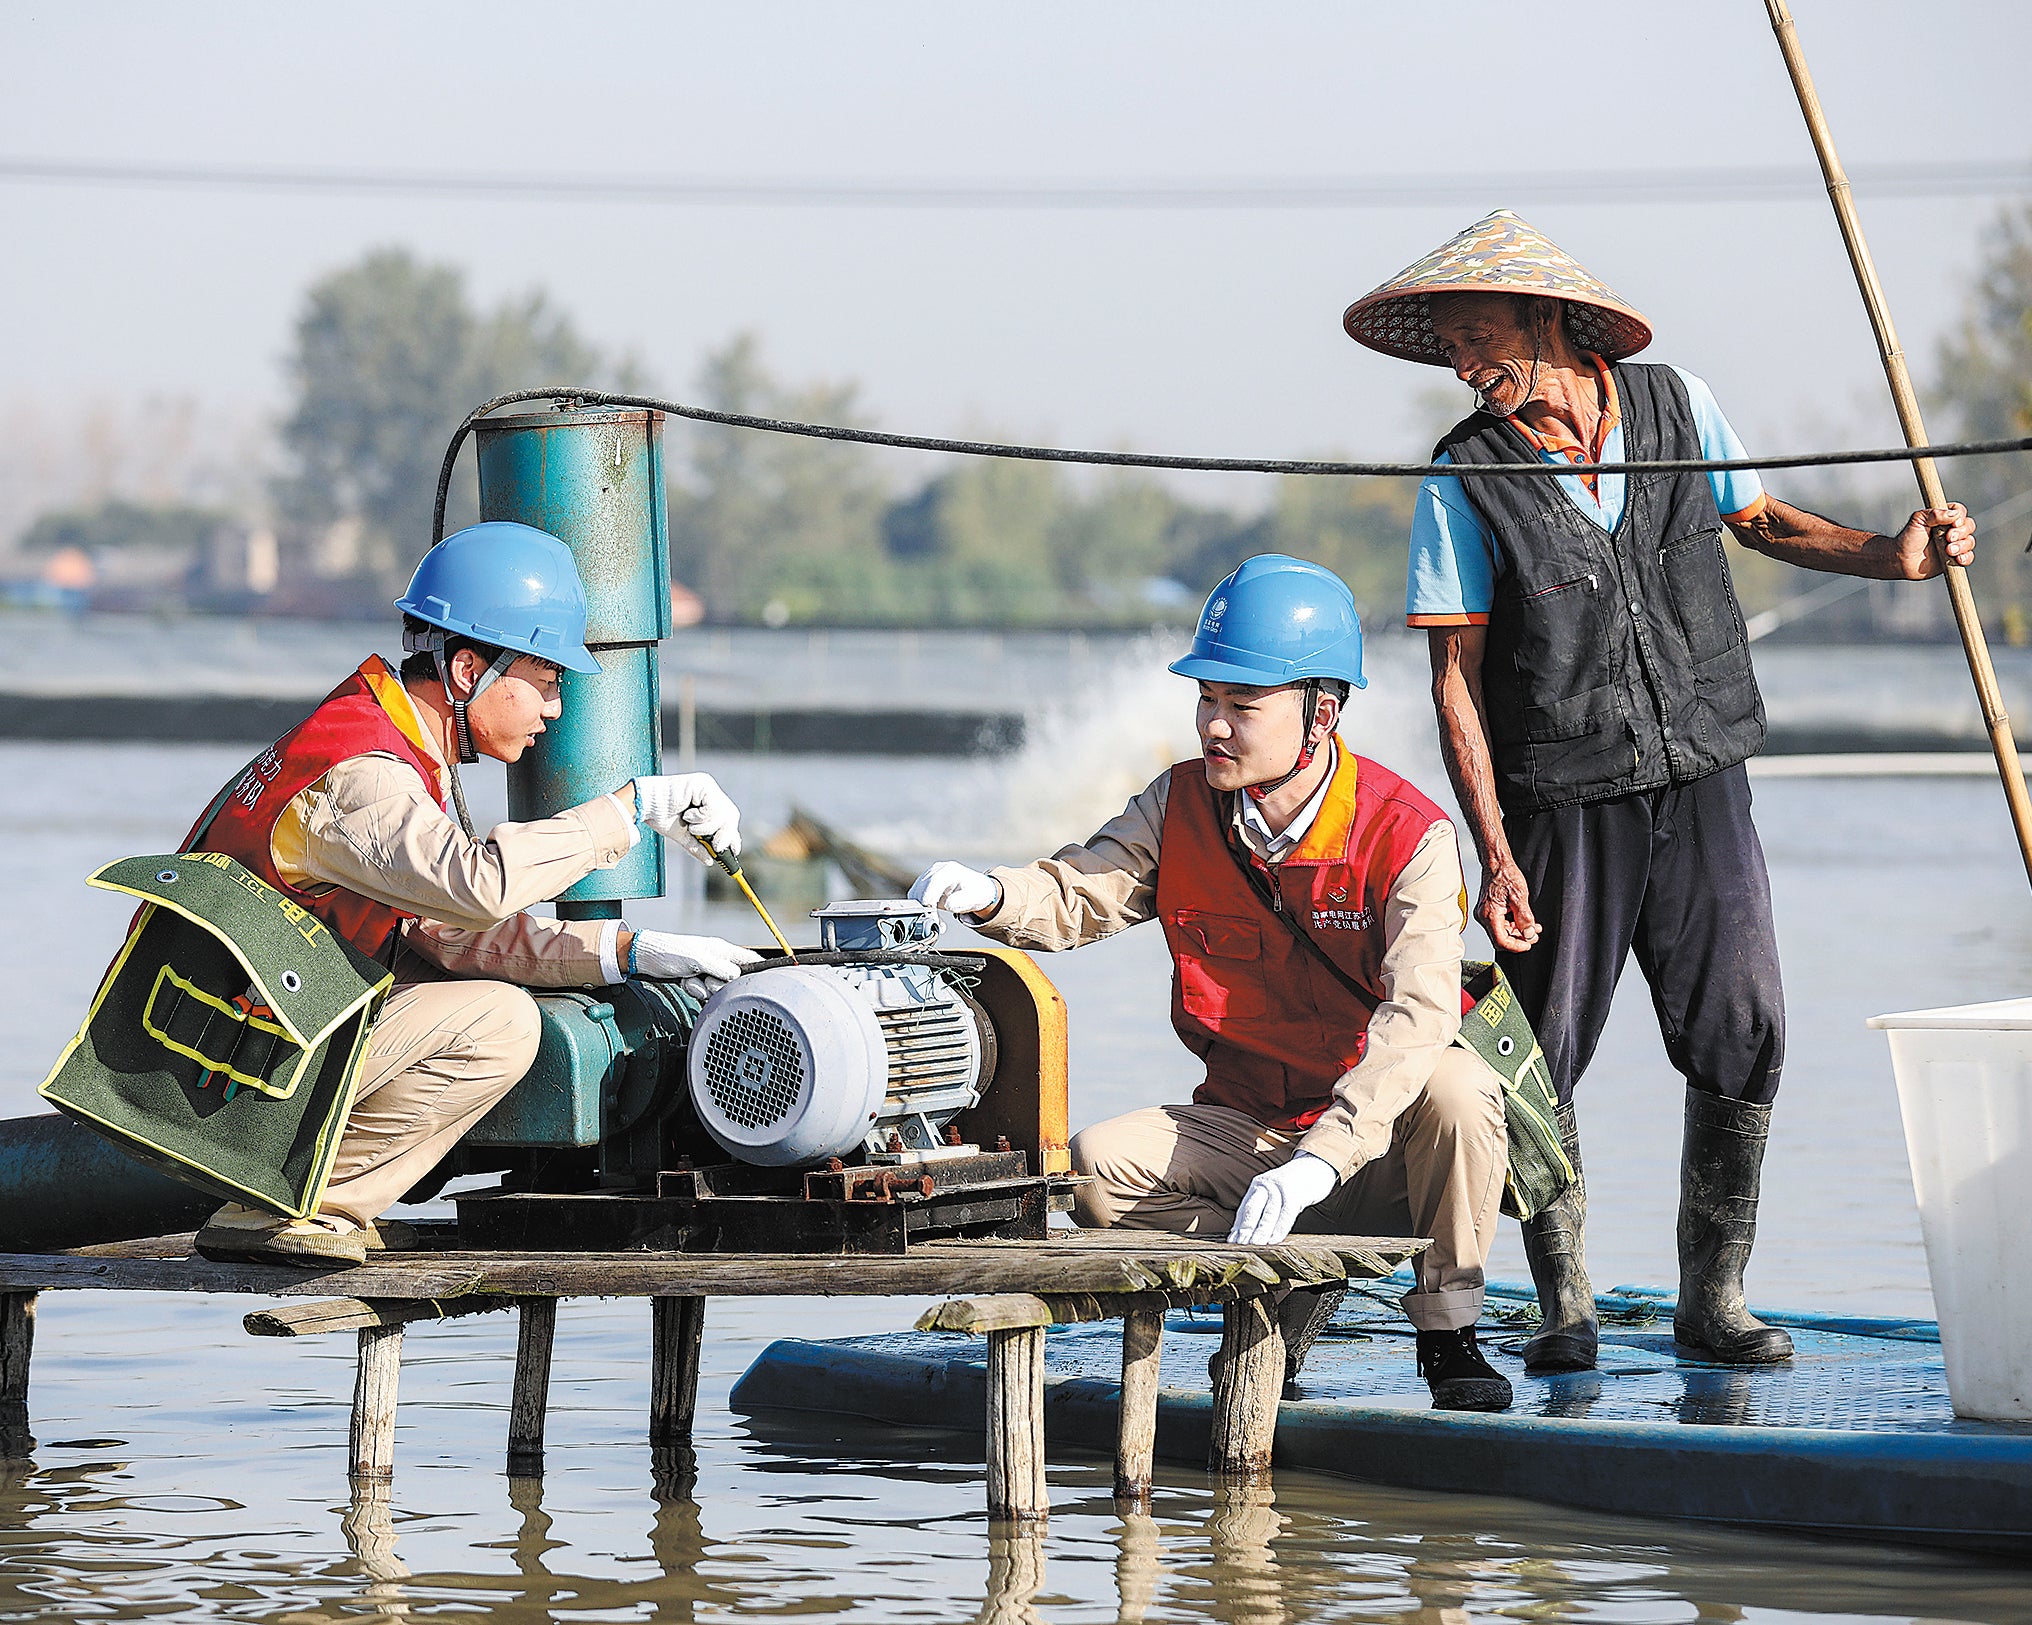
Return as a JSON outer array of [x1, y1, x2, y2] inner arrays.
[[395, 521, 603, 762], [1168, 554, 1366, 688], [1169, 554, 1366, 795]]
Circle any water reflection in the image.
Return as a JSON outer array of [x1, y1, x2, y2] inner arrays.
[[338, 1484, 410, 1619], [1115, 1509, 1162, 1623], [1206, 1483, 1285, 1625], [974, 1528, 1046, 1625], [0, 1421, 2022, 1624], [1534, 1369, 1605, 1420], [1676, 1367, 1763, 1428]]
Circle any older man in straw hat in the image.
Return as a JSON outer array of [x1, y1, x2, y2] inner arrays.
[[1342, 210, 1976, 1373]]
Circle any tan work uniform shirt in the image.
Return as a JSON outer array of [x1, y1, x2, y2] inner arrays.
[[974, 749, 1468, 1177], [266, 679, 639, 988]]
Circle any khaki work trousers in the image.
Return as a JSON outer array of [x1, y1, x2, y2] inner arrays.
[[317, 979, 541, 1227], [1070, 1046, 1507, 1330]]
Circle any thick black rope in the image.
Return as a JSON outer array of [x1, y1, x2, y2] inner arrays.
[[431, 386, 2032, 544]]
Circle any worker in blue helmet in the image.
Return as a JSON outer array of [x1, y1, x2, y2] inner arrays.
[[911, 555, 1515, 1411], [187, 522, 760, 1268]]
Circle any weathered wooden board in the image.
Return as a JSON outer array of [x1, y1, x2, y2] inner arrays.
[[918, 1281, 1279, 1334], [0, 1234, 1425, 1304], [244, 1294, 522, 1338]]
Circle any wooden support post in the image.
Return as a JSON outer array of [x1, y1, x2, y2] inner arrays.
[[1209, 1296, 1282, 1482], [649, 1296, 705, 1445], [1113, 1306, 1163, 1505], [507, 1298, 558, 1473], [349, 1323, 403, 1482], [984, 1325, 1048, 1523], [0, 1293, 34, 1460]]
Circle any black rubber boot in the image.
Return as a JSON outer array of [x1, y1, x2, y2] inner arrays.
[[1673, 1090, 1794, 1365], [1415, 1327, 1513, 1412], [1519, 1101, 1597, 1373], [1276, 1285, 1346, 1398]]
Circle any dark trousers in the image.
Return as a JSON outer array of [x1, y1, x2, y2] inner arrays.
[[1494, 764, 1784, 1107]]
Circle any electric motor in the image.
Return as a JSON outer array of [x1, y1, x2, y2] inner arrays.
[[687, 956, 995, 1167]]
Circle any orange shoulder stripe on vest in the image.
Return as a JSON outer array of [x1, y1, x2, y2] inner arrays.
[[1288, 740, 1361, 863], [357, 654, 442, 770]]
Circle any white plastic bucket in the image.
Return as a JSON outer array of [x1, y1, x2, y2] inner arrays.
[[1869, 996, 2032, 1421]]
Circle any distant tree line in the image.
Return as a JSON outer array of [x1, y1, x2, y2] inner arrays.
[[19, 210, 2032, 633], [664, 333, 1416, 627]]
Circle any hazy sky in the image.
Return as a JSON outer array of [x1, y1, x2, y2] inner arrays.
[[4, 1, 2028, 517]]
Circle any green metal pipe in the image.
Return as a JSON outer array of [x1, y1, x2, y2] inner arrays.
[[477, 406, 672, 918], [0, 1114, 214, 1251]]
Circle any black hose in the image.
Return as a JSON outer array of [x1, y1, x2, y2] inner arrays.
[[431, 386, 2032, 544]]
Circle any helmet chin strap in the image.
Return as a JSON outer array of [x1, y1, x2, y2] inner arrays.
[[429, 639, 518, 766], [1244, 679, 1327, 803]]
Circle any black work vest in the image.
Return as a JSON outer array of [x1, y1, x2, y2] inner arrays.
[[1436, 362, 1765, 813]]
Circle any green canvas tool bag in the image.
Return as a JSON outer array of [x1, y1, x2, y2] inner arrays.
[[1453, 960, 1573, 1222], [38, 852, 393, 1219]]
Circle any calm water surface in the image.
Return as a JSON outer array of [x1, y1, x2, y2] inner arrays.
[[2, 640, 2029, 1620]]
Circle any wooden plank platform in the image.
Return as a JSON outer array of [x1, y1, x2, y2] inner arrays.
[[0, 1229, 1426, 1522], [0, 1232, 1414, 1301]]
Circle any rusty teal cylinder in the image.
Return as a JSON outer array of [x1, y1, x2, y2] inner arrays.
[[476, 406, 672, 916]]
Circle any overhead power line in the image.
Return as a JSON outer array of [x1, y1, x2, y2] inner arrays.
[[1, 156, 2026, 209], [431, 387, 2032, 543]]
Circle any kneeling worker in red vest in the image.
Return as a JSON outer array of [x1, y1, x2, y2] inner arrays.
[[910, 555, 1512, 1410], [192, 521, 761, 1268]]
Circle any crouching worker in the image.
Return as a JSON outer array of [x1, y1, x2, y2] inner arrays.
[[185, 522, 760, 1267], [910, 556, 1513, 1411]]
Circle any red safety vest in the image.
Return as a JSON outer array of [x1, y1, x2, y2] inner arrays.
[[1155, 744, 1455, 1131], [189, 655, 448, 963]]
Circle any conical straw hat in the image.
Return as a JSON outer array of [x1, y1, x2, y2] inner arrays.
[[1342, 209, 1652, 366]]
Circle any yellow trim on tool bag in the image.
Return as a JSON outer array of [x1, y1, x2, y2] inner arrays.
[[36, 1013, 373, 1220], [141, 963, 301, 1099], [82, 870, 393, 1052]]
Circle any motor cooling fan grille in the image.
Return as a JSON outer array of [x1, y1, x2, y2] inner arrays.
[[701, 1006, 807, 1129]]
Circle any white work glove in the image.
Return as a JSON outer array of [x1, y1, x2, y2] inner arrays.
[[1228, 1152, 1340, 1246], [909, 861, 1002, 920], [629, 931, 763, 1001], [634, 773, 742, 864]]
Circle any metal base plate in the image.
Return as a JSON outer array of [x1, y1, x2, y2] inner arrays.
[[455, 1152, 1075, 1254]]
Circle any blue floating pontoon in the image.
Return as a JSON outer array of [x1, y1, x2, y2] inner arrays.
[[731, 1275, 2032, 1557]]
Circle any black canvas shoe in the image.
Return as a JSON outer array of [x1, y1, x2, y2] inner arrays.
[[1416, 1327, 1513, 1412]]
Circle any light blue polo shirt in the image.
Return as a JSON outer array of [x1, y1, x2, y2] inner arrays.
[[1405, 366, 1766, 626]]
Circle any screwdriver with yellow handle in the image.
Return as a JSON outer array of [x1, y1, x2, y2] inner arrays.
[[698, 833, 798, 963]]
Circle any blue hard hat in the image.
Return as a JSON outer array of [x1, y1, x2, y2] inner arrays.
[[395, 522, 602, 675], [1168, 554, 1367, 690]]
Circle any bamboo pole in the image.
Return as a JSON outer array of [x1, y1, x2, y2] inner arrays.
[[1766, 0, 2032, 887]]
